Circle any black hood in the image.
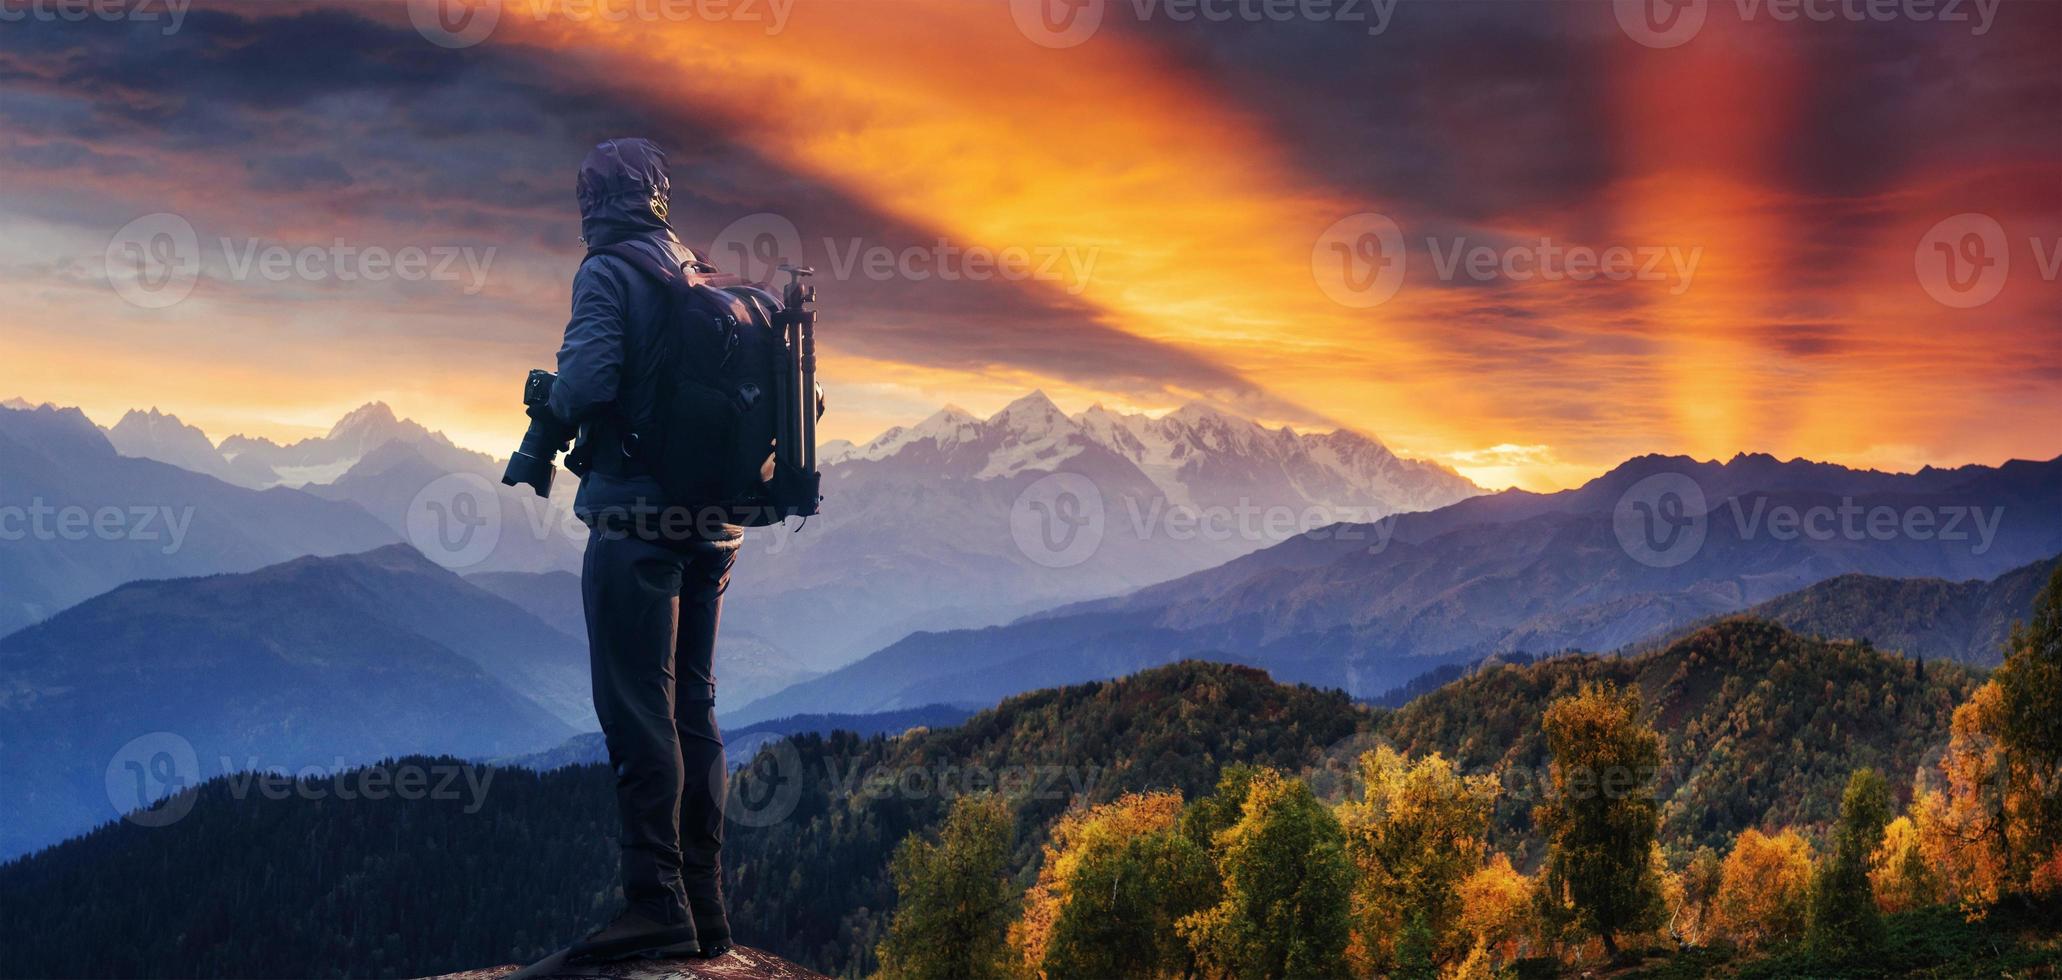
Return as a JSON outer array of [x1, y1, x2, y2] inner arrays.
[[577, 138, 674, 249]]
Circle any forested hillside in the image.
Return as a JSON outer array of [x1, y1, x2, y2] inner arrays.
[[1378, 619, 1982, 859], [0, 663, 1364, 979], [0, 617, 2011, 977], [1738, 554, 2059, 666]]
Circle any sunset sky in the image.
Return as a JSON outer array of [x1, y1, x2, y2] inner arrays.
[[1, 0, 2056, 490]]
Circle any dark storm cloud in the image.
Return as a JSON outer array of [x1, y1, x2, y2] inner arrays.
[[1109, 1, 1620, 226], [0, 0, 1267, 408]]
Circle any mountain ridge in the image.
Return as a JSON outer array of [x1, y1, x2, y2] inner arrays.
[[0, 544, 589, 859], [727, 450, 2062, 724]]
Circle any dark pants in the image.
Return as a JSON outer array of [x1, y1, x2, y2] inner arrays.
[[582, 527, 737, 942]]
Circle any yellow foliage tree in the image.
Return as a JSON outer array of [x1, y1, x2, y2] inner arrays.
[[1870, 814, 1939, 914], [1010, 791, 1187, 976], [1335, 746, 1499, 975], [1710, 828, 1814, 948], [1441, 942, 1496, 980]]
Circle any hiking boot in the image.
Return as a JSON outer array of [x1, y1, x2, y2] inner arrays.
[[687, 939, 733, 960], [567, 910, 699, 963]]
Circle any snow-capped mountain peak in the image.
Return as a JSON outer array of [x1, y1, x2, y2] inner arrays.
[[996, 390, 1074, 434], [102, 408, 281, 488], [829, 395, 1481, 521], [327, 401, 399, 439], [830, 405, 982, 464]]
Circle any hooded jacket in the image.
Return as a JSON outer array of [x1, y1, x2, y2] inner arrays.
[[549, 138, 741, 540]]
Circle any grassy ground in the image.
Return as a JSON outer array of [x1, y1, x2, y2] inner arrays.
[[1625, 896, 2061, 979]]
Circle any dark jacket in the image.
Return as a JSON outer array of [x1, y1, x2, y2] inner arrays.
[[550, 138, 741, 540]]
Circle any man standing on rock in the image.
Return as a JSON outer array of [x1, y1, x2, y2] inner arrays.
[[540, 138, 740, 963]]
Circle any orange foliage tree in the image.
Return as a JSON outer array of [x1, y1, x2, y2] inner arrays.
[[1710, 828, 1814, 948]]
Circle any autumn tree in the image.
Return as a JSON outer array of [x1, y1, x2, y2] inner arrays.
[[1671, 846, 1725, 945], [1336, 746, 1499, 975], [1913, 565, 2062, 912], [1533, 682, 1667, 957], [1710, 828, 1814, 948], [1455, 853, 1536, 966], [1808, 768, 1893, 954], [1012, 791, 1216, 979], [877, 794, 1018, 980], [1870, 814, 1940, 914], [1987, 564, 2062, 888], [1178, 768, 1353, 979]]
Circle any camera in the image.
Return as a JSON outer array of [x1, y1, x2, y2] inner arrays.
[[501, 369, 572, 497]]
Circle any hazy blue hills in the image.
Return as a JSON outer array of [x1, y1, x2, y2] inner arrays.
[[0, 402, 400, 636], [0, 545, 588, 859], [729, 452, 2062, 724]]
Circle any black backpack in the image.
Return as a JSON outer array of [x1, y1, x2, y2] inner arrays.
[[587, 241, 821, 528]]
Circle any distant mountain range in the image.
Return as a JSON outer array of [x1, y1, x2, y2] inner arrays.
[[723, 391, 1481, 668], [28, 394, 1479, 673], [106, 408, 280, 488], [726, 451, 2062, 724], [0, 545, 590, 860], [0, 403, 401, 637]]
